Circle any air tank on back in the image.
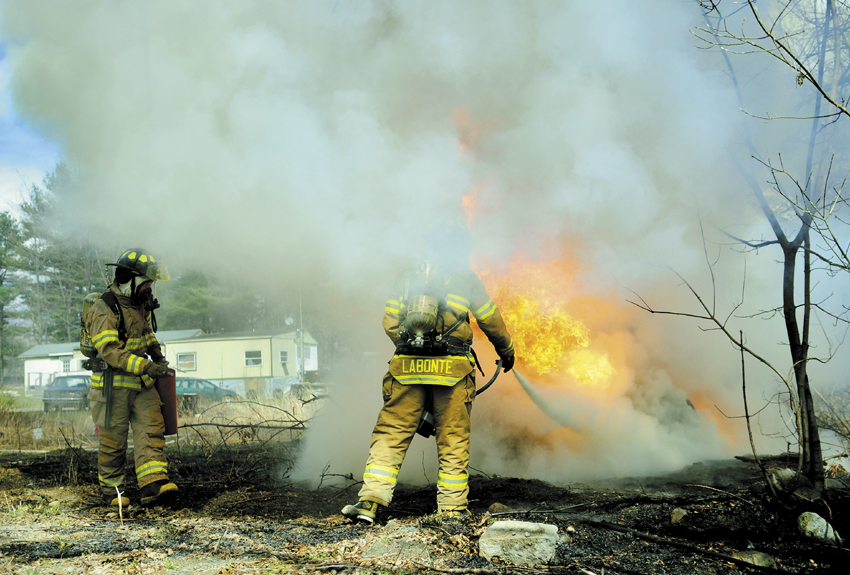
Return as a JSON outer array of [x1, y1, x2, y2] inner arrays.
[[403, 261, 442, 348]]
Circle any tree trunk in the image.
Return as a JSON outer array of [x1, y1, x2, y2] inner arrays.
[[782, 227, 824, 492]]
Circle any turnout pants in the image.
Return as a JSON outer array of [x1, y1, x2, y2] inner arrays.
[[358, 372, 476, 511], [89, 386, 169, 498]]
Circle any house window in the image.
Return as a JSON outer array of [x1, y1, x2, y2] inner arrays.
[[62, 359, 71, 373], [280, 350, 288, 364], [245, 350, 263, 367], [177, 352, 196, 371]]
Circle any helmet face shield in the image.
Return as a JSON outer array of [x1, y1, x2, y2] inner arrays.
[[144, 262, 169, 282]]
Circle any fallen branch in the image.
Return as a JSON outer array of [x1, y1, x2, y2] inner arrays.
[[684, 483, 756, 506], [491, 503, 591, 516], [411, 564, 497, 574], [327, 482, 361, 502], [180, 422, 306, 431], [572, 517, 785, 573], [739, 330, 778, 499]]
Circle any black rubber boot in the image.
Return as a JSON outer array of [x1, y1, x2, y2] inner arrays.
[[139, 480, 178, 505]]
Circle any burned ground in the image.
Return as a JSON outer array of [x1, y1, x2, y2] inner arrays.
[[1, 442, 850, 574]]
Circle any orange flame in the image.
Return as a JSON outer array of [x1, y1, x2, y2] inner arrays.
[[462, 187, 481, 226], [475, 255, 616, 389]]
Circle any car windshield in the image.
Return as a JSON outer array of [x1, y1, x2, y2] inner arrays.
[[177, 379, 216, 389], [50, 377, 88, 388]]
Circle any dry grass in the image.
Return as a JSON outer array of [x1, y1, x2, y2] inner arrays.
[[817, 387, 850, 444], [0, 392, 328, 492], [815, 387, 850, 479], [171, 395, 325, 484], [0, 390, 324, 461], [0, 389, 324, 453], [0, 406, 95, 453], [176, 393, 323, 447]]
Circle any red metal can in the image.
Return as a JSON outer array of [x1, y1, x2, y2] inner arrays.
[[154, 369, 179, 436]]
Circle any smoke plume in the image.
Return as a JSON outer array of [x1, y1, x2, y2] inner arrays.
[[1, 1, 823, 484]]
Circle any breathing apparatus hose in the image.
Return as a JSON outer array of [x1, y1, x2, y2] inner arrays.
[[476, 357, 503, 395]]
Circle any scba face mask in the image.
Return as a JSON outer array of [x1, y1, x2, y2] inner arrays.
[[120, 277, 160, 311], [134, 279, 160, 311]]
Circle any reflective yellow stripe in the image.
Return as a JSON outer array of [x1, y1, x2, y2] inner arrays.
[[446, 294, 470, 313], [364, 464, 398, 484], [93, 329, 119, 347], [99, 474, 125, 487], [124, 336, 148, 349], [395, 374, 462, 386], [385, 298, 401, 315], [126, 355, 145, 374], [437, 471, 468, 489], [473, 299, 497, 321], [137, 460, 168, 479], [92, 372, 144, 390]]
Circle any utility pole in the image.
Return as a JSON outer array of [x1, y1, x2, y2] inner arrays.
[[299, 289, 305, 384]]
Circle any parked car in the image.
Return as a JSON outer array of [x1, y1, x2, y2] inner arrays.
[[42, 375, 91, 412], [290, 382, 332, 400], [175, 377, 239, 408]]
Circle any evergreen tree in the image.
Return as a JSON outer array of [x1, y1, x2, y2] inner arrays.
[[13, 163, 106, 345], [0, 212, 23, 385]]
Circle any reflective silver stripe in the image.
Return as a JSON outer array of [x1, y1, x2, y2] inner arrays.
[[93, 330, 119, 347], [127, 355, 144, 374], [137, 461, 168, 479], [437, 472, 468, 488], [473, 299, 497, 320], [91, 372, 144, 390], [446, 294, 470, 313], [99, 474, 124, 487], [364, 465, 398, 484]]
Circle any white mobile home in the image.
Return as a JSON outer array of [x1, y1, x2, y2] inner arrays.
[[18, 330, 203, 395], [163, 329, 318, 399]]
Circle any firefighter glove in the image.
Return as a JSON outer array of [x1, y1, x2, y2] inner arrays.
[[143, 361, 170, 381], [499, 352, 515, 373]]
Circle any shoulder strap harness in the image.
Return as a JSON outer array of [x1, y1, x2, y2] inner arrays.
[[100, 291, 127, 343]]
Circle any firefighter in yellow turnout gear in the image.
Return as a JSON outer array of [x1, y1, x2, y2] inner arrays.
[[343, 251, 515, 523], [85, 249, 176, 507]]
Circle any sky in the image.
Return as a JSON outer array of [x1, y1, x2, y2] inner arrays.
[[1, 1, 846, 484], [0, 41, 59, 211]]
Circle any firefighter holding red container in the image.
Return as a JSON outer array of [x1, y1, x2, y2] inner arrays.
[[85, 248, 176, 507], [342, 222, 515, 523]]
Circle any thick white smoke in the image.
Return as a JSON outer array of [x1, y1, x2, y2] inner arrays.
[[1, 1, 832, 485]]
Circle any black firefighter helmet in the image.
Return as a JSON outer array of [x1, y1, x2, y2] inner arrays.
[[109, 248, 170, 285]]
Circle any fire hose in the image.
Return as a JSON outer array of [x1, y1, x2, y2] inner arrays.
[[416, 357, 503, 438]]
